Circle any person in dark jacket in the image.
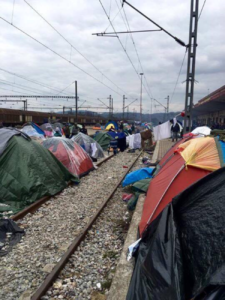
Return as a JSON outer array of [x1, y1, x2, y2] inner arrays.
[[80, 124, 88, 135], [170, 119, 180, 142]]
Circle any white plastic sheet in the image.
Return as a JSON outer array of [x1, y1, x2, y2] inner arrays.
[[192, 126, 211, 137], [153, 121, 171, 141]]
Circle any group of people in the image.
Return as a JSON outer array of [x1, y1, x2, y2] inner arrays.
[[55, 124, 88, 138]]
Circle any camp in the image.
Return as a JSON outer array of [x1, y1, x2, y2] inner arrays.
[[42, 137, 94, 177], [0, 128, 78, 215], [71, 132, 104, 159]]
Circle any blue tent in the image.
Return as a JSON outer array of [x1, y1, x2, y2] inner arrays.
[[122, 167, 155, 187]]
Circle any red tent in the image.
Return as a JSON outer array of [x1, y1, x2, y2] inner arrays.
[[42, 138, 94, 177], [139, 137, 220, 235]]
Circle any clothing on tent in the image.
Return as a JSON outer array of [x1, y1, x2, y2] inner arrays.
[[42, 137, 94, 177], [72, 132, 104, 159], [127, 166, 225, 300], [0, 219, 25, 256], [40, 123, 55, 137], [122, 168, 154, 187], [0, 127, 29, 156], [153, 121, 171, 141], [0, 135, 78, 215], [127, 133, 141, 149]]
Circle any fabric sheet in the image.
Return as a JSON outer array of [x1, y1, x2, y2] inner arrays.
[[153, 121, 171, 141]]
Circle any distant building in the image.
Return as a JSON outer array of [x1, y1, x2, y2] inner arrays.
[[193, 85, 225, 127]]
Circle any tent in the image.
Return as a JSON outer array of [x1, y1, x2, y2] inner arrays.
[[51, 122, 64, 136], [71, 132, 104, 159], [127, 166, 225, 300], [0, 129, 78, 215], [42, 137, 94, 177], [21, 122, 45, 141], [40, 123, 55, 137], [139, 136, 223, 235], [104, 120, 118, 131], [93, 131, 113, 151]]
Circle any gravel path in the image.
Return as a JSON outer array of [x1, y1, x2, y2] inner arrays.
[[0, 151, 140, 300]]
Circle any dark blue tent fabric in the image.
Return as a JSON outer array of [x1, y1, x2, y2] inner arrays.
[[219, 141, 225, 164], [122, 167, 155, 187], [107, 131, 126, 139]]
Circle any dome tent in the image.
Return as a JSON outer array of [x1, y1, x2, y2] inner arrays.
[[0, 128, 78, 215], [71, 132, 104, 159], [93, 131, 114, 151], [42, 137, 94, 177], [40, 123, 55, 137], [104, 120, 118, 131]]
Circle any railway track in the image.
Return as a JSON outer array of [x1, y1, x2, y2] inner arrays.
[[0, 150, 143, 300], [31, 151, 142, 300], [11, 154, 114, 222]]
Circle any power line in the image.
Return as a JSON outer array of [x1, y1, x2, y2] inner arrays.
[[0, 15, 130, 98], [198, 0, 207, 20], [24, 0, 135, 99], [0, 67, 74, 96], [170, 49, 187, 103]]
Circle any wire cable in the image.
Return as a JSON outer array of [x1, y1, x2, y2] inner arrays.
[[24, 0, 134, 99], [0, 15, 129, 98], [198, 0, 207, 21], [170, 49, 187, 103]]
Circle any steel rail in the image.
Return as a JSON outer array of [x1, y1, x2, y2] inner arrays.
[[11, 154, 114, 222], [31, 150, 142, 300]]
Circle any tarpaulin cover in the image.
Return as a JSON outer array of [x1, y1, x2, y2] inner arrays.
[[179, 137, 221, 171], [105, 120, 118, 130], [127, 166, 225, 300], [93, 131, 113, 150], [72, 132, 104, 159], [42, 137, 94, 177], [122, 168, 154, 187], [107, 131, 127, 152], [0, 127, 28, 156], [0, 219, 25, 256], [0, 136, 78, 215], [21, 123, 45, 141]]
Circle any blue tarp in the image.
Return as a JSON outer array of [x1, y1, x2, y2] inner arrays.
[[107, 131, 126, 139], [219, 140, 225, 165], [122, 167, 155, 187]]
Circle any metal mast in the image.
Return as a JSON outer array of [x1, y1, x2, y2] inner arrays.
[[183, 0, 199, 133]]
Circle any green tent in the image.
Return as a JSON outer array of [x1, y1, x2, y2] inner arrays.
[[132, 178, 152, 193], [93, 132, 113, 151], [0, 135, 78, 215]]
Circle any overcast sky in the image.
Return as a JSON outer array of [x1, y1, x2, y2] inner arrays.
[[0, 0, 224, 114]]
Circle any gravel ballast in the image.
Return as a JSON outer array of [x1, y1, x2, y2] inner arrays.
[[0, 151, 140, 300]]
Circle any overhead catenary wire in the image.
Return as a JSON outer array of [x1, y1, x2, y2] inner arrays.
[[170, 49, 187, 103], [0, 67, 74, 96], [23, 0, 136, 100], [0, 15, 132, 99], [198, 0, 207, 21]]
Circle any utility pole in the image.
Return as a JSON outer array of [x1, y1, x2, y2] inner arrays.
[[166, 95, 169, 114], [183, 0, 199, 133], [63, 106, 65, 114], [140, 73, 144, 122], [75, 81, 78, 122], [123, 95, 127, 120], [108, 95, 112, 119], [112, 98, 114, 118]]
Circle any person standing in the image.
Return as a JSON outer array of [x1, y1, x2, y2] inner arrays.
[[170, 119, 180, 142], [80, 124, 88, 135]]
